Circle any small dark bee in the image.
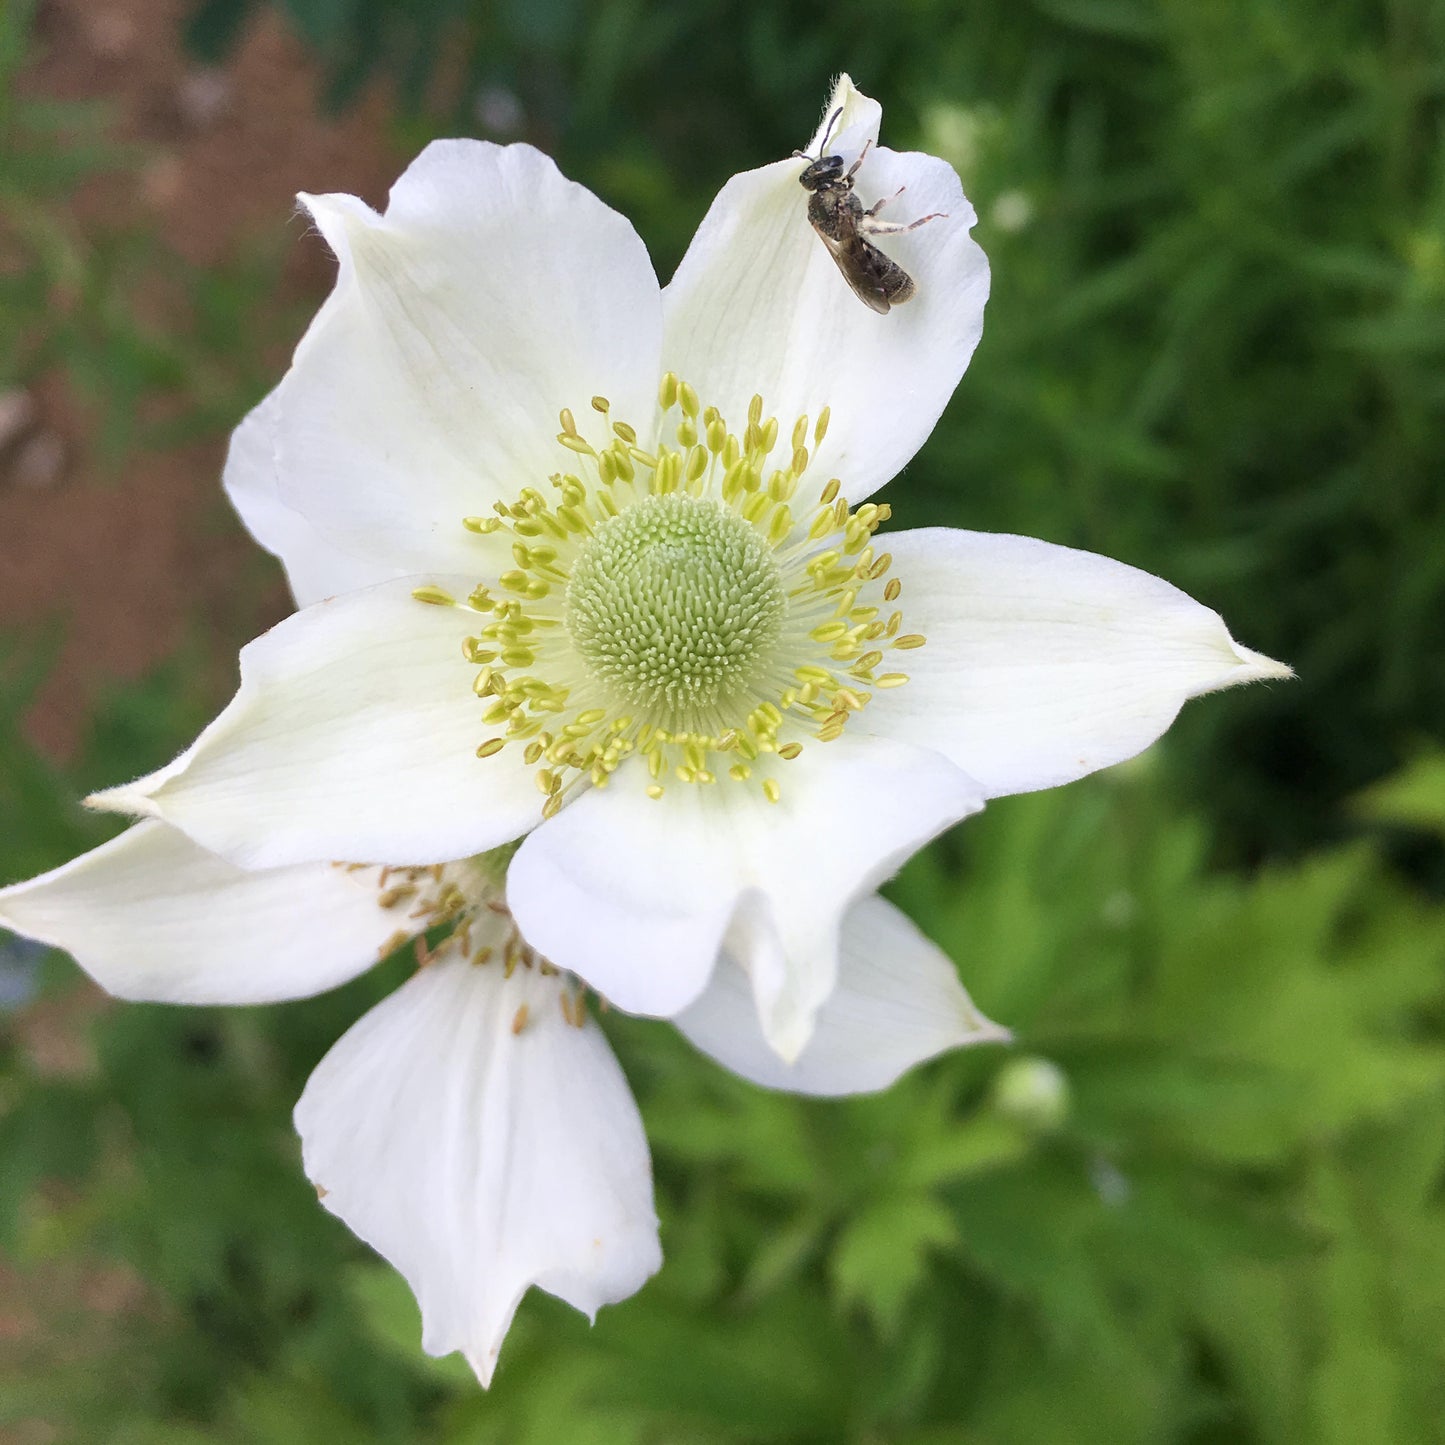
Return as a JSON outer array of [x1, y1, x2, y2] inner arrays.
[[794, 106, 946, 315]]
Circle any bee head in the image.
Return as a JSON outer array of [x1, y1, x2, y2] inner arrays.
[[796, 154, 847, 192]]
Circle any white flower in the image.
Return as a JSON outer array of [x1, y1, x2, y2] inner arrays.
[[85, 74, 1286, 1065], [0, 819, 1004, 1381]]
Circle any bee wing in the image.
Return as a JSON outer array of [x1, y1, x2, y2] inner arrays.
[[817, 232, 894, 315]]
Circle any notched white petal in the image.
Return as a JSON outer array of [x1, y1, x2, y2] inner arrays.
[[266, 141, 665, 580], [294, 950, 660, 1387], [507, 736, 985, 1063], [0, 821, 395, 1004], [89, 577, 542, 869], [869, 528, 1292, 799], [661, 75, 989, 505], [678, 893, 1008, 1096]]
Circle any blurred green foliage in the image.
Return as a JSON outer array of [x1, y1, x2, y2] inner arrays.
[[3, 0, 1444, 1440]]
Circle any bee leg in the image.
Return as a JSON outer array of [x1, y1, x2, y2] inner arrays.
[[844, 139, 873, 182], [863, 186, 907, 218], [858, 210, 947, 237]]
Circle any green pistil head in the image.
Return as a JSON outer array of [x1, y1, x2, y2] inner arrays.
[[566, 495, 785, 725]]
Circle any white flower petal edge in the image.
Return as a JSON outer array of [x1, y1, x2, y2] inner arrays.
[[0, 821, 395, 1004], [224, 392, 391, 608], [506, 735, 984, 1062], [88, 578, 541, 869], [661, 74, 988, 505], [869, 529, 1293, 798], [294, 950, 661, 1387], [676, 893, 1008, 1096], [253, 140, 664, 585]]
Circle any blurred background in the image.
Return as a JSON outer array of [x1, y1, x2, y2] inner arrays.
[[1, 0, 1443, 1439]]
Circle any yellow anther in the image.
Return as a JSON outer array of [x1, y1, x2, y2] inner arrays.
[[476, 738, 506, 758], [807, 508, 835, 542], [411, 584, 455, 606], [763, 779, 782, 804], [892, 634, 926, 650]]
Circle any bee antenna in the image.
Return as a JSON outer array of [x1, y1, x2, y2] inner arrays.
[[818, 105, 844, 155]]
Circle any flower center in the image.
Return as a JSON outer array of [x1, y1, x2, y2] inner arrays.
[[565, 495, 786, 726], [412, 375, 925, 816]]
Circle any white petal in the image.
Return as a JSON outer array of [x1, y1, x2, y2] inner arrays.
[[661, 75, 988, 504], [0, 821, 396, 1004], [869, 528, 1293, 797], [223, 391, 389, 608], [802, 73, 883, 158], [265, 140, 662, 582], [294, 950, 660, 1387], [677, 894, 1008, 1096], [507, 735, 983, 1061], [90, 578, 542, 869]]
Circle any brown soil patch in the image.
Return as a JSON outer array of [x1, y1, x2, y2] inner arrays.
[[1, 0, 406, 760]]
